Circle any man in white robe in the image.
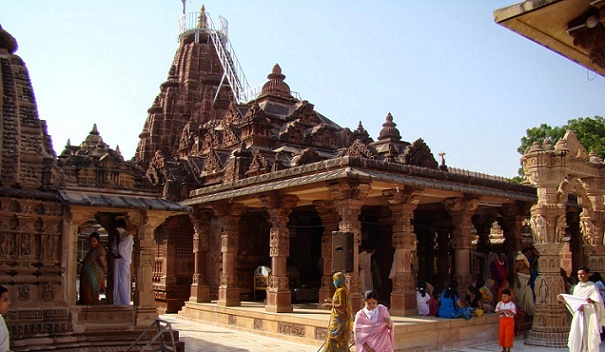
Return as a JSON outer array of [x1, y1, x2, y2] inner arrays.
[[111, 219, 134, 305], [558, 267, 605, 352]]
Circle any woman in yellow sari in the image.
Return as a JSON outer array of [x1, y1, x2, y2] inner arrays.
[[322, 272, 353, 351], [79, 232, 107, 305]]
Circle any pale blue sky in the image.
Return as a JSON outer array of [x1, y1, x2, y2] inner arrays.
[[3, 1, 604, 178]]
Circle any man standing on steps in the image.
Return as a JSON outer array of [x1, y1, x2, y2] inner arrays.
[[112, 219, 134, 305]]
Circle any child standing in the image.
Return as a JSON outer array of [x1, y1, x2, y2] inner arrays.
[[495, 288, 516, 352]]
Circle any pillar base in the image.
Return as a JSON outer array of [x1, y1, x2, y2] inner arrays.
[[526, 329, 568, 348], [266, 290, 293, 313], [318, 288, 334, 307], [217, 287, 241, 307], [190, 284, 211, 303], [389, 292, 417, 316], [135, 306, 158, 327], [350, 291, 364, 313]]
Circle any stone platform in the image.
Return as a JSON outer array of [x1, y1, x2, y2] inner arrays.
[[178, 301, 500, 351]]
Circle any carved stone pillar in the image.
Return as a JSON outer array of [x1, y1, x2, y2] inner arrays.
[[444, 197, 479, 291], [214, 202, 247, 307], [523, 140, 570, 347], [329, 180, 370, 311], [313, 200, 339, 305], [189, 206, 212, 302], [384, 188, 421, 316], [129, 210, 167, 326], [471, 213, 499, 282], [260, 193, 298, 313], [436, 228, 450, 285], [578, 177, 605, 273], [500, 202, 531, 256], [65, 207, 97, 306]]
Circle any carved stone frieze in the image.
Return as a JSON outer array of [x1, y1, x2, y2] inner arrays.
[[344, 139, 374, 159], [277, 322, 305, 337]]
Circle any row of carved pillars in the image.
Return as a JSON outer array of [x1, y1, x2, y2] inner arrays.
[[187, 181, 531, 315], [65, 207, 169, 326]]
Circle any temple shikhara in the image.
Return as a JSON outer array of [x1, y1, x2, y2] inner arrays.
[[1, 1, 604, 350]]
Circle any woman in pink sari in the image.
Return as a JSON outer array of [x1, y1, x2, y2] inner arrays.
[[354, 290, 394, 352]]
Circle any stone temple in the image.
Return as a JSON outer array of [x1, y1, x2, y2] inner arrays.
[[1, 2, 605, 350]]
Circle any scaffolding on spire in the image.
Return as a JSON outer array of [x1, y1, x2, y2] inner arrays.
[[178, 7, 257, 104]]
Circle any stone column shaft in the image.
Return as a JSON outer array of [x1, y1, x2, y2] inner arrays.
[[443, 197, 479, 291], [189, 207, 212, 302], [130, 210, 167, 326], [522, 141, 579, 347], [260, 193, 298, 313], [329, 180, 370, 312], [313, 200, 339, 305], [384, 188, 421, 316], [214, 202, 246, 307], [65, 208, 96, 306]]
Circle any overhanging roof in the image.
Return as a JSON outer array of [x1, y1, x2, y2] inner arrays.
[[182, 166, 536, 207], [59, 190, 190, 213], [495, 0, 605, 76]]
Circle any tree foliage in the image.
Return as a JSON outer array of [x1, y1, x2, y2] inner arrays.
[[516, 116, 605, 178], [519, 116, 605, 158]]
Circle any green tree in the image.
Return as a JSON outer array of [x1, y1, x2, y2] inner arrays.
[[516, 116, 605, 179]]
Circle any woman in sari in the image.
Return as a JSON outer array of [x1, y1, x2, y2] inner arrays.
[[438, 280, 473, 320], [79, 232, 107, 305], [322, 272, 353, 352], [354, 290, 394, 352]]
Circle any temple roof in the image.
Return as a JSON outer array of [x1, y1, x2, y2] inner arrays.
[[495, 0, 605, 77]]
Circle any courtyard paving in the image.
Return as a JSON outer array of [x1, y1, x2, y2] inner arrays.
[[160, 314, 604, 351]]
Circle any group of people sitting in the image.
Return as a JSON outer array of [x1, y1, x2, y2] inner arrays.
[[415, 276, 522, 320]]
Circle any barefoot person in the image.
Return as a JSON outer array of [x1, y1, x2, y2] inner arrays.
[[321, 272, 353, 352], [354, 290, 394, 352]]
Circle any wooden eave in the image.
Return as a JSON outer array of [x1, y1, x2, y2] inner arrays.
[[494, 0, 605, 76]]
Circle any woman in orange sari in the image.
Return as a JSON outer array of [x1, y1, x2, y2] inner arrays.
[[79, 232, 107, 305], [322, 272, 353, 351]]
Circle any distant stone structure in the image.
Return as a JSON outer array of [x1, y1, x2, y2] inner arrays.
[[133, 7, 538, 317], [0, 24, 187, 351], [3, 3, 604, 350]]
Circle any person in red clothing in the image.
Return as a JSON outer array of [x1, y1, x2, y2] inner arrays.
[[495, 288, 517, 352]]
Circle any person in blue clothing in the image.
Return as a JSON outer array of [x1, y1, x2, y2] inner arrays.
[[437, 280, 472, 320]]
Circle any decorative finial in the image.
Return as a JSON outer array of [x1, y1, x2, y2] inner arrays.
[[357, 121, 364, 132], [378, 113, 401, 141], [438, 152, 448, 171], [197, 5, 208, 29], [90, 123, 99, 135]]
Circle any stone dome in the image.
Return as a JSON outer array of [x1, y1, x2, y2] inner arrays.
[[260, 64, 292, 98], [378, 113, 401, 141]]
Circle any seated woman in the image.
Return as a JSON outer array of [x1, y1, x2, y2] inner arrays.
[[438, 280, 473, 320], [466, 285, 484, 316], [416, 281, 431, 316], [416, 281, 437, 316], [354, 290, 394, 352], [478, 279, 495, 313]]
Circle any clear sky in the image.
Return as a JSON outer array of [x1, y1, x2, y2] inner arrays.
[[3, 1, 604, 178]]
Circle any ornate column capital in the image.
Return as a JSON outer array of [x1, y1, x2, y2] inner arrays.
[[328, 180, 370, 201], [383, 187, 422, 207]]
